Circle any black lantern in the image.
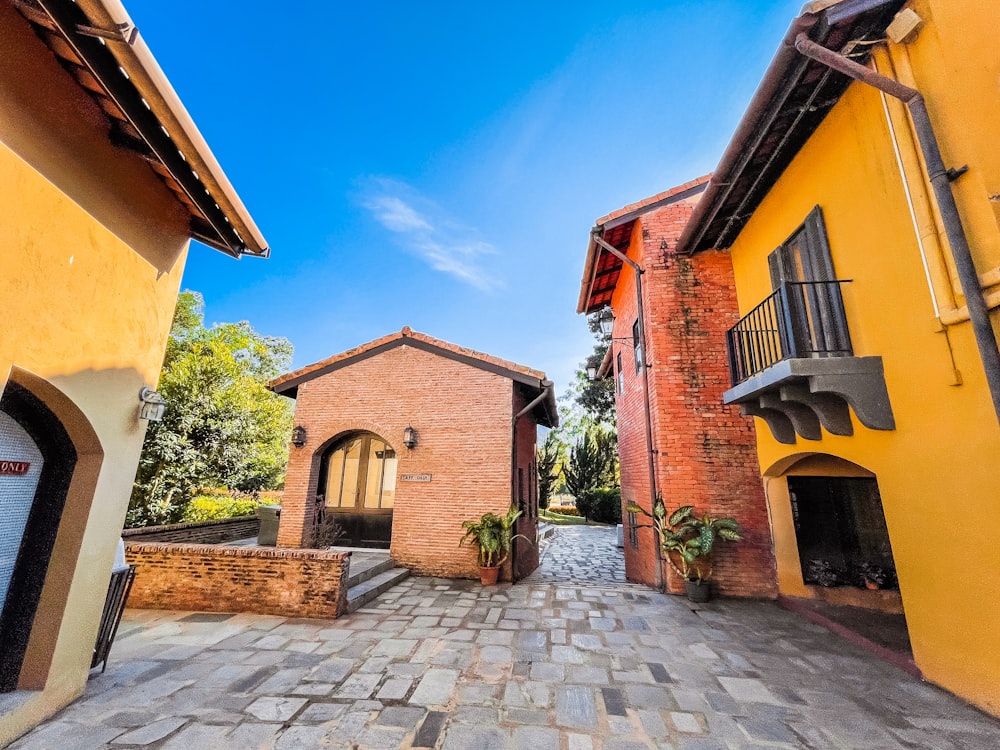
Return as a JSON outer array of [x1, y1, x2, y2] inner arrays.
[[598, 307, 615, 336], [291, 425, 307, 448], [586, 363, 599, 381], [403, 425, 417, 450]]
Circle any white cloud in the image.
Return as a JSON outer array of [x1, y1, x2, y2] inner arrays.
[[366, 195, 432, 233], [362, 180, 502, 292]]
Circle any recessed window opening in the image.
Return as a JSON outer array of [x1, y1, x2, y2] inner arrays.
[[789, 476, 898, 590], [632, 320, 643, 374]]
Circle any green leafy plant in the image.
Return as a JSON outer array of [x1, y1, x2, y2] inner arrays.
[[182, 494, 260, 522], [459, 506, 527, 568], [627, 498, 742, 583]]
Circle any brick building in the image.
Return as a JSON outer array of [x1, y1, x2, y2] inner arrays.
[[270, 328, 557, 581], [577, 178, 776, 598]]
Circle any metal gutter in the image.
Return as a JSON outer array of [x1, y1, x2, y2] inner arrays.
[[793, 34, 1000, 423], [591, 231, 664, 592], [40, 0, 269, 257]]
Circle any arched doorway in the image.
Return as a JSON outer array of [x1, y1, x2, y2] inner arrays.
[[318, 432, 397, 548], [0, 381, 77, 691]]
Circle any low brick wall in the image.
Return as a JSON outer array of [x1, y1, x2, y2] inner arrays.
[[123, 516, 260, 544], [124, 543, 351, 619]]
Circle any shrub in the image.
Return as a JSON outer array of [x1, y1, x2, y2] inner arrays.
[[182, 494, 260, 522], [548, 505, 580, 517], [587, 487, 622, 525]]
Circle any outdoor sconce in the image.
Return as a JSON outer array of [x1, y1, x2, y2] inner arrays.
[[291, 426, 307, 448], [598, 307, 615, 336], [586, 363, 599, 381], [138, 387, 166, 422], [402, 425, 417, 450]]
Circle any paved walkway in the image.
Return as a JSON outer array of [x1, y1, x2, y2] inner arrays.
[[11, 527, 1000, 749], [526, 525, 626, 585]]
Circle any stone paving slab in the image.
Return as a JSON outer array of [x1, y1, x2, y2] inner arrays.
[[9, 526, 1000, 749]]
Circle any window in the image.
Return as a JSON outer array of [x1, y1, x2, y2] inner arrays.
[[616, 352, 624, 394], [627, 509, 639, 548], [322, 433, 397, 511], [632, 320, 643, 374], [767, 205, 849, 357]]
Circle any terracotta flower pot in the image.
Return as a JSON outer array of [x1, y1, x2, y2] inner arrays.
[[479, 565, 500, 586]]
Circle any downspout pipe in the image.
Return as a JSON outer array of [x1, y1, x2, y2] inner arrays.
[[591, 231, 664, 592], [794, 34, 1000, 424], [511, 380, 553, 579]]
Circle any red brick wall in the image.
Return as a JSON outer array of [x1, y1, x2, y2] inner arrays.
[[279, 344, 538, 580], [122, 516, 260, 544], [124, 543, 350, 618], [610, 199, 777, 598]]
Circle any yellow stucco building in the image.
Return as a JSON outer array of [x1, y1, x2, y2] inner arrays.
[[677, 0, 1000, 716], [0, 0, 267, 742]]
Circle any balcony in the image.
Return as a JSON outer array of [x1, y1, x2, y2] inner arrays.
[[724, 281, 894, 443]]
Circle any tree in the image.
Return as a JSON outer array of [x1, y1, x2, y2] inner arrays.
[[574, 313, 615, 425], [562, 426, 617, 520], [536, 431, 561, 510], [127, 292, 294, 527]]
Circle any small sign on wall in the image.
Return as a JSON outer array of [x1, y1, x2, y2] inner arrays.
[[0, 461, 30, 476], [400, 474, 432, 483]]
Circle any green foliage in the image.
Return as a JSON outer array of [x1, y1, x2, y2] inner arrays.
[[563, 426, 617, 520], [459, 506, 526, 568], [627, 498, 742, 583], [535, 431, 561, 510], [182, 494, 260, 522], [127, 291, 295, 527], [586, 486, 622, 525], [573, 313, 615, 425]]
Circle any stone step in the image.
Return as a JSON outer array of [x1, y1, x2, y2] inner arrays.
[[345, 556, 396, 589], [347, 567, 410, 612]]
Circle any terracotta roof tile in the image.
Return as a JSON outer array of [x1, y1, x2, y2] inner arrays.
[[270, 327, 547, 391]]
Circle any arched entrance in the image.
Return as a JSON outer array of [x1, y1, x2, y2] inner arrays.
[[318, 432, 397, 548], [0, 381, 77, 691]]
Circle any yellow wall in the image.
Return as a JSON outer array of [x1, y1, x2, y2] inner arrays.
[[727, 0, 1000, 716], [0, 5, 190, 743]]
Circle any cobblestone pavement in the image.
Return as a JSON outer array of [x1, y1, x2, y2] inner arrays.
[[527, 525, 626, 585], [12, 530, 1000, 749]]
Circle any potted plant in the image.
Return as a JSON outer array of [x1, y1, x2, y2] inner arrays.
[[459, 505, 526, 585], [628, 498, 742, 602]]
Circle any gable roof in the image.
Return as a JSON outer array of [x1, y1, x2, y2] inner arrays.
[[676, 0, 905, 255], [11, 0, 268, 257], [270, 327, 558, 427], [577, 176, 710, 314]]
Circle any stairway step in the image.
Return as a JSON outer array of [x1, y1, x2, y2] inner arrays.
[[346, 556, 396, 588], [347, 567, 410, 612]]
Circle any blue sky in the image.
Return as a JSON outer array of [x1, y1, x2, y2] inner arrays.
[[129, 1, 804, 393]]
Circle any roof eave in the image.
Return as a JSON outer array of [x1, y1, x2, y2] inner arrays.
[[676, 0, 904, 255], [67, 0, 268, 257]]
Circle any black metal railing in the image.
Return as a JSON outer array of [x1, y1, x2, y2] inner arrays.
[[727, 280, 853, 385]]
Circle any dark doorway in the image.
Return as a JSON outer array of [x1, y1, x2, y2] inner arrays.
[[788, 476, 898, 589], [318, 432, 396, 548], [0, 382, 77, 691]]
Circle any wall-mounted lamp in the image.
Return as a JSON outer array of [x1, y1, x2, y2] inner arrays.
[[598, 307, 615, 336], [138, 387, 166, 422], [291, 426, 307, 448], [402, 425, 417, 450], [586, 363, 599, 381]]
